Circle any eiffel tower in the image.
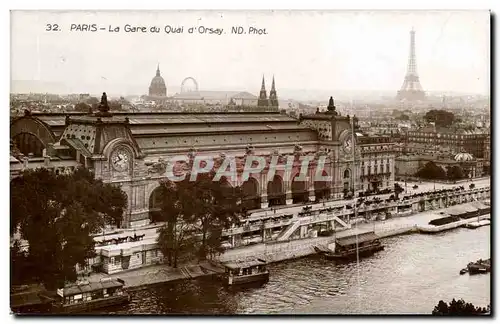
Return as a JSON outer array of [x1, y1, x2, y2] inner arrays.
[[397, 28, 426, 101]]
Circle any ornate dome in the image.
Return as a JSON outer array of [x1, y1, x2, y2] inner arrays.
[[454, 152, 474, 162], [148, 64, 167, 97]]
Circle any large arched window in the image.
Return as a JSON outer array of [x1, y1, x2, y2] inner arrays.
[[241, 177, 261, 210], [314, 170, 331, 201], [149, 187, 164, 223], [291, 175, 308, 204], [267, 175, 285, 207]]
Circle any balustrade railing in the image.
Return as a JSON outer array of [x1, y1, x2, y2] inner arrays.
[[222, 186, 490, 236]]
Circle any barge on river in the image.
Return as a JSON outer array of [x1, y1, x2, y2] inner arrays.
[[419, 201, 490, 234], [54, 278, 130, 313], [315, 231, 384, 261], [222, 259, 269, 286], [460, 258, 491, 275]]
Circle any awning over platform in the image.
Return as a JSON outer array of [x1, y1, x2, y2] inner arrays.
[[336, 232, 379, 247]]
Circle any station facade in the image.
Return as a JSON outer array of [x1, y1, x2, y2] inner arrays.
[[10, 96, 396, 228]]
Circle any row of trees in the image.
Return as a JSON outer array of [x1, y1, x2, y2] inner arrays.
[[156, 172, 245, 268], [10, 168, 127, 289], [415, 161, 470, 181], [432, 298, 490, 315], [11, 167, 249, 288]]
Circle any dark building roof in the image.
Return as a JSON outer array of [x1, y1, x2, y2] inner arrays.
[[60, 279, 124, 297], [26, 111, 310, 138], [336, 232, 379, 247], [223, 259, 267, 270]]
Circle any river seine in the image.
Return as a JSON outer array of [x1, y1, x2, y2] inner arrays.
[[101, 226, 490, 315]]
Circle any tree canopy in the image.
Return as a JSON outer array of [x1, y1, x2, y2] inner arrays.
[[446, 165, 465, 181], [415, 161, 446, 180], [397, 114, 410, 121], [84, 97, 99, 106], [74, 102, 92, 112], [424, 109, 455, 128], [10, 167, 127, 289], [432, 299, 490, 315], [156, 172, 244, 267]]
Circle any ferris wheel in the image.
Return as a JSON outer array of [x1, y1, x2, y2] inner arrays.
[[180, 77, 199, 93]]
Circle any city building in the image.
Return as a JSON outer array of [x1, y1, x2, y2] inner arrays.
[[171, 90, 258, 106], [405, 125, 489, 159], [11, 95, 396, 229]]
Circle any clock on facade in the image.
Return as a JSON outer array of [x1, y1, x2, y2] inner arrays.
[[111, 147, 131, 172]]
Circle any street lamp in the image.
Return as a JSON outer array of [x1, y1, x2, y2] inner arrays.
[[405, 172, 408, 193]]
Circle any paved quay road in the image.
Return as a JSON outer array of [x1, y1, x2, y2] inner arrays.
[[91, 225, 490, 314], [91, 177, 490, 242], [249, 178, 490, 220], [398, 177, 490, 196]]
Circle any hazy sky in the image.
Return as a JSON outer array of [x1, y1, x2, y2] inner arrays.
[[11, 10, 490, 95]]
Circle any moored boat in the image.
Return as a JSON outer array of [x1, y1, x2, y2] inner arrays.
[[468, 264, 488, 274], [464, 219, 490, 229], [222, 259, 269, 286], [467, 259, 491, 275], [54, 278, 130, 313], [321, 231, 384, 260]]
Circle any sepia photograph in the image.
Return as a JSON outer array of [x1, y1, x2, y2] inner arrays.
[[9, 8, 491, 316]]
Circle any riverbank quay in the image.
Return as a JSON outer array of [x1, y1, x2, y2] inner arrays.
[[96, 200, 488, 291], [218, 206, 461, 264], [11, 261, 226, 312], [13, 200, 490, 304], [85, 260, 225, 291], [75, 211, 437, 292]]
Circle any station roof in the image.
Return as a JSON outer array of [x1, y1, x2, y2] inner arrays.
[[19, 112, 312, 141], [29, 112, 295, 127]]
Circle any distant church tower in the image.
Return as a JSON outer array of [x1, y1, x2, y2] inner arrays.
[[269, 76, 279, 108], [149, 64, 167, 97], [257, 75, 269, 107]]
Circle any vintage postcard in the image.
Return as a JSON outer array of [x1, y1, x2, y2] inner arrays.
[[9, 10, 490, 315]]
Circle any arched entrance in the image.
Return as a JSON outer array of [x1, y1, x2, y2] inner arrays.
[[291, 175, 309, 204], [314, 171, 331, 201], [149, 187, 164, 223], [343, 169, 351, 194], [267, 175, 286, 207], [241, 177, 261, 210]]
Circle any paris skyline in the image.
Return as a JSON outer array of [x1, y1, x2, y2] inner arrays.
[[11, 10, 490, 96]]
